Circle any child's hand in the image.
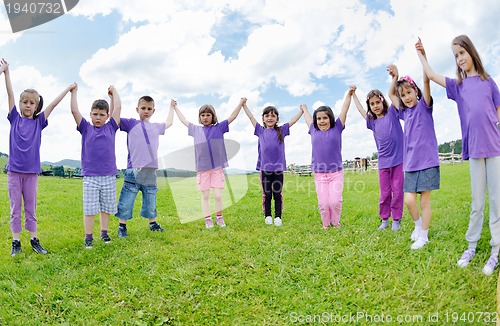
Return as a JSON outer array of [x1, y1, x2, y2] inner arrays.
[[108, 85, 115, 97], [0, 58, 9, 73], [348, 85, 357, 94], [387, 64, 398, 78], [300, 104, 308, 112], [170, 99, 177, 109], [240, 97, 247, 106], [68, 82, 78, 92], [415, 37, 426, 56]]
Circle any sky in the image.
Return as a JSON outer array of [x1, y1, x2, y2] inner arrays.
[[0, 0, 499, 172]]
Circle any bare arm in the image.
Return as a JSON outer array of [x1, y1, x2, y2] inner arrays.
[[387, 64, 401, 109], [1, 59, 15, 112], [422, 65, 432, 107], [288, 107, 304, 127], [242, 102, 257, 128], [353, 91, 367, 120], [416, 37, 446, 88], [109, 85, 121, 126], [339, 85, 355, 126], [301, 104, 313, 128], [70, 84, 83, 127], [43, 83, 77, 120], [165, 99, 176, 129], [174, 105, 190, 127], [227, 97, 246, 124]]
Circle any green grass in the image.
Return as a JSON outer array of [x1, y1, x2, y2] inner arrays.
[[0, 163, 497, 325]]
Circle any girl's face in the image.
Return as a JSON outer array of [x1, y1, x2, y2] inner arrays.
[[19, 93, 38, 118], [200, 112, 213, 126], [368, 95, 385, 118], [316, 111, 331, 131], [262, 111, 278, 128], [398, 86, 418, 108], [452, 44, 475, 75]]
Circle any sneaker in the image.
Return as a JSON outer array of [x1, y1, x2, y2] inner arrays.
[[410, 237, 429, 250], [457, 248, 476, 268], [482, 254, 498, 276], [101, 235, 112, 243], [205, 218, 214, 229], [391, 220, 400, 231], [410, 226, 421, 242], [117, 226, 128, 238], [84, 238, 93, 249], [378, 220, 389, 230], [265, 216, 273, 225], [10, 240, 21, 257], [30, 238, 47, 255], [216, 216, 226, 227], [274, 217, 282, 227], [149, 223, 164, 232]]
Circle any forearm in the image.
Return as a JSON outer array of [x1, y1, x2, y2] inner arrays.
[[5, 70, 15, 111], [288, 110, 303, 127], [353, 94, 367, 119], [165, 107, 174, 128], [243, 105, 257, 127], [174, 108, 189, 127]]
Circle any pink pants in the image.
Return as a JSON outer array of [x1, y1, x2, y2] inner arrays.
[[314, 170, 344, 227], [8, 171, 38, 233], [378, 164, 404, 220]]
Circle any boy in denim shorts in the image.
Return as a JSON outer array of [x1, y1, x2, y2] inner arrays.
[[115, 96, 174, 237], [70, 84, 121, 249]]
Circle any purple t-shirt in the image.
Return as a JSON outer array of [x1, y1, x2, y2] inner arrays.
[[254, 122, 290, 172], [120, 118, 166, 169], [309, 119, 344, 172], [399, 98, 439, 172], [367, 105, 404, 169], [78, 117, 119, 176], [7, 107, 47, 174], [446, 76, 500, 160], [188, 120, 229, 171]]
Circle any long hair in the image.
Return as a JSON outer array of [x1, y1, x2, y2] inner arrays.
[[262, 106, 283, 143], [365, 89, 388, 119], [395, 76, 423, 109], [198, 104, 218, 125], [312, 106, 335, 130], [452, 34, 489, 84], [20, 89, 43, 119]]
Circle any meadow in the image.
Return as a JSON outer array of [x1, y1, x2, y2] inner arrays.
[[0, 162, 498, 325]]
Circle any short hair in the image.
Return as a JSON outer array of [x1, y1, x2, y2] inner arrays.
[[365, 89, 389, 119], [91, 99, 109, 113], [20, 89, 43, 119], [313, 106, 335, 130], [138, 95, 154, 106], [198, 104, 218, 124]]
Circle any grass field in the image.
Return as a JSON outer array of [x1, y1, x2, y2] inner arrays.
[[0, 163, 498, 325]]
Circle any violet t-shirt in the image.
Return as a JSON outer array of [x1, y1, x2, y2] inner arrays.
[[309, 119, 344, 172], [399, 98, 439, 172], [120, 118, 166, 169], [366, 105, 404, 169], [188, 120, 229, 171], [78, 117, 119, 176], [254, 122, 290, 172], [446, 76, 500, 160], [7, 107, 47, 174]]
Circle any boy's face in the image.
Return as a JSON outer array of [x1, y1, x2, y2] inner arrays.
[[136, 99, 155, 121], [90, 109, 109, 127]]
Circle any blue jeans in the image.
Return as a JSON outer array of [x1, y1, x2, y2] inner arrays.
[[116, 169, 158, 220]]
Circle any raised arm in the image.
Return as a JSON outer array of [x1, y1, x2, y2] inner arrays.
[[109, 85, 121, 125], [43, 83, 77, 120], [165, 99, 176, 129], [422, 61, 432, 107], [227, 97, 246, 124], [387, 64, 401, 109], [352, 90, 367, 120], [339, 85, 355, 126], [416, 37, 446, 88], [70, 83, 83, 127], [174, 104, 190, 127], [288, 107, 304, 127], [301, 104, 313, 128], [242, 102, 257, 128], [1, 59, 15, 112]]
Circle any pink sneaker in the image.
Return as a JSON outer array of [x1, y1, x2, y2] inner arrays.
[[205, 218, 214, 229]]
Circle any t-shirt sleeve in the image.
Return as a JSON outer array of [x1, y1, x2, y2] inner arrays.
[[7, 105, 19, 123], [254, 123, 263, 137], [281, 123, 290, 137], [337, 118, 345, 131], [489, 78, 500, 108], [77, 117, 89, 135], [157, 122, 167, 135], [446, 77, 459, 101], [188, 122, 195, 137], [120, 118, 133, 132], [220, 119, 229, 133], [108, 117, 119, 131]]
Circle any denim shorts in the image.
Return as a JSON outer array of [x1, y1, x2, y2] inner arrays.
[[404, 166, 440, 193], [115, 169, 158, 220]]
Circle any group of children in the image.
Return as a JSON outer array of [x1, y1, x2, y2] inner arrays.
[[1, 34, 499, 276]]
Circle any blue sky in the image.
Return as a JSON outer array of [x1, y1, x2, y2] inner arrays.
[[0, 0, 499, 170]]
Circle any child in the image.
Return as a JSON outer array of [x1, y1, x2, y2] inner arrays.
[[70, 83, 121, 248], [1, 58, 75, 256], [243, 102, 303, 226], [416, 36, 500, 275], [301, 86, 354, 229], [115, 96, 174, 237], [388, 63, 440, 250], [174, 99, 245, 228], [353, 88, 404, 231]]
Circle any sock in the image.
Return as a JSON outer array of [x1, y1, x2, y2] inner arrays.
[[205, 216, 211, 220], [100, 230, 108, 238], [119, 223, 127, 229], [85, 233, 93, 240], [415, 218, 422, 227], [420, 229, 429, 240], [216, 214, 223, 219]]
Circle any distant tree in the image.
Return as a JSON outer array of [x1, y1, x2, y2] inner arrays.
[[0, 152, 8, 158]]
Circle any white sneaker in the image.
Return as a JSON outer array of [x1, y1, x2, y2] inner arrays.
[[482, 254, 498, 276], [274, 217, 282, 226], [265, 216, 273, 225], [457, 248, 476, 268], [410, 227, 421, 242], [411, 237, 429, 250]]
